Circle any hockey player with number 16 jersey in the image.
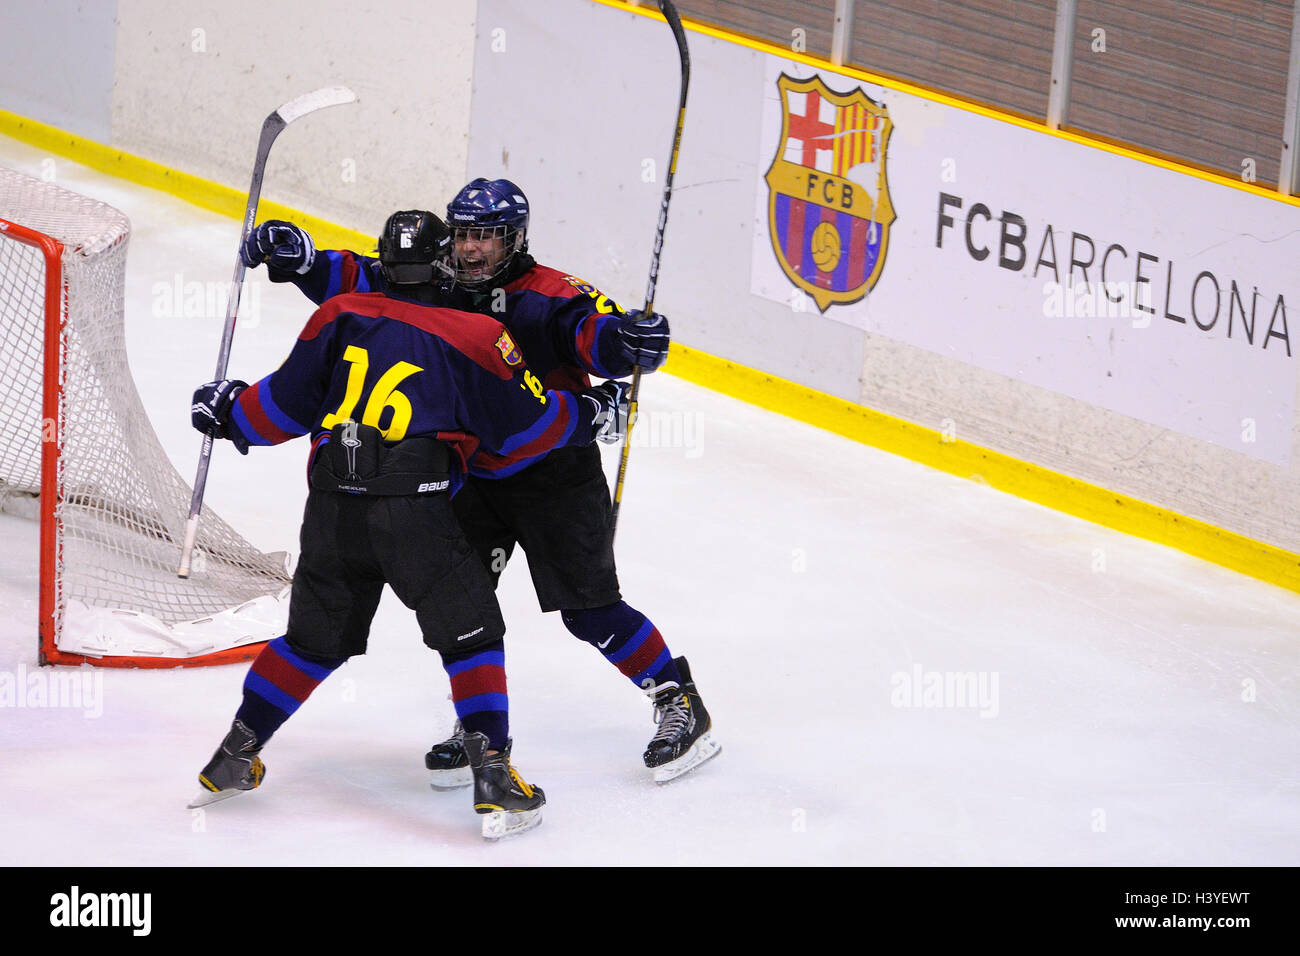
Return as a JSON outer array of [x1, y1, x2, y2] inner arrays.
[[242, 180, 719, 784], [189, 210, 630, 838]]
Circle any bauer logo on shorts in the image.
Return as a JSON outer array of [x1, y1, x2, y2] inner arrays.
[[765, 73, 896, 312], [495, 330, 522, 365]]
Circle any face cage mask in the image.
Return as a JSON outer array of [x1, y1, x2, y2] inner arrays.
[[451, 224, 523, 288]]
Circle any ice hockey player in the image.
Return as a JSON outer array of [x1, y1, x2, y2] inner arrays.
[[239, 213, 453, 304], [189, 210, 631, 838], [240, 181, 719, 784]]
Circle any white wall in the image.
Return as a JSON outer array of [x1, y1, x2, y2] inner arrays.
[[467, 0, 868, 402], [470, 0, 1300, 553], [8, 0, 1300, 553], [0, 0, 117, 141], [110, 0, 477, 236]]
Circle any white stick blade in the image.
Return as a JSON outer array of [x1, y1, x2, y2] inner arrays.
[[275, 85, 357, 125]]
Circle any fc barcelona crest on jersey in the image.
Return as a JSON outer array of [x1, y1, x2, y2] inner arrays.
[[765, 73, 896, 312], [495, 330, 522, 365]]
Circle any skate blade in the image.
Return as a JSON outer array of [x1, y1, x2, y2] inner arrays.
[[187, 786, 251, 809], [652, 731, 721, 784], [429, 767, 473, 791], [479, 807, 543, 840]]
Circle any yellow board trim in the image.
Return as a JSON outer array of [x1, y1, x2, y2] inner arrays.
[[0, 108, 373, 255], [589, 0, 1300, 208], [660, 344, 1300, 595], [4, 108, 1298, 594]]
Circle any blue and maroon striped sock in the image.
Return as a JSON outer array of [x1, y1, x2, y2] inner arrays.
[[441, 640, 509, 751], [561, 602, 681, 692], [234, 636, 346, 745]]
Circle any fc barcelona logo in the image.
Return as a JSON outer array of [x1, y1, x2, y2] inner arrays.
[[765, 73, 896, 312], [495, 330, 522, 365]]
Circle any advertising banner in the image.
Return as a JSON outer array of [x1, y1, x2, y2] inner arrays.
[[751, 57, 1300, 465]]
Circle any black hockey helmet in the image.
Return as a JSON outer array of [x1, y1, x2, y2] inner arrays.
[[377, 209, 452, 285]]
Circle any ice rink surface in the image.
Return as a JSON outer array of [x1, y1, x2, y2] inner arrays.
[[1, 135, 1297, 866]]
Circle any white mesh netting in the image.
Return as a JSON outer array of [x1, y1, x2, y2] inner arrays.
[[0, 167, 289, 661]]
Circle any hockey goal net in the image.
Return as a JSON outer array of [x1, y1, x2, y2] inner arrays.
[[0, 166, 289, 667]]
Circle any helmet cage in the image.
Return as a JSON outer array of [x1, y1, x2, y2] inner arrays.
[[446, 178, 529, 289], [450, 222, 525, 288]]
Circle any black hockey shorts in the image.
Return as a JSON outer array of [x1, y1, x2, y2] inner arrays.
[[452, 444, 621, 613], [285, 488, 505, 660]]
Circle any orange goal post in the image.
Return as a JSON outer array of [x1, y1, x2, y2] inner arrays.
[[0, 167, 289, 667]]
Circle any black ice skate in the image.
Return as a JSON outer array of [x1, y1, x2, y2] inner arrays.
[[188, 719, 265, 808], [424, 720, 472, 790], [462, 731, 545, 839], [642, 656, 720, 783]]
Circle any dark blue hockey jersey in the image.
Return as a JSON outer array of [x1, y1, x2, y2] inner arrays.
[[226, 291, 596, 487], [279, 249, 635, 393]]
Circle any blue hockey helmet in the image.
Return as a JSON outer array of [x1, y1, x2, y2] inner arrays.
[[445, 177, 529, 287]]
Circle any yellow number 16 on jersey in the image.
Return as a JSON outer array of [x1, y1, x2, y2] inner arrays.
[[321, 345, 423, 440]]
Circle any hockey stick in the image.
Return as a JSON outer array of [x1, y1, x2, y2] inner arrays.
[[610, 0, 690, 540], [177, 86, 357, 578]]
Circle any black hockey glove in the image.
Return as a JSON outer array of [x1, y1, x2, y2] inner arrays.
[[191, 379, 250, 454], [583, 381, 632, 444], [617, 310, 670, 372], [241, 220, 316, 274]]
